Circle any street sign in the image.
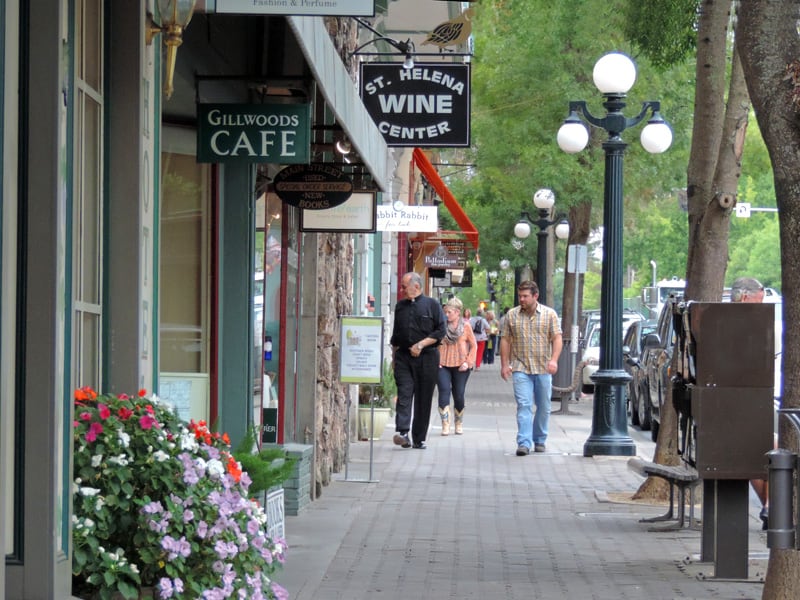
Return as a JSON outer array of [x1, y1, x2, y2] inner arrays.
[[735, 202, 751, 218], [567, 245, 588, 274]]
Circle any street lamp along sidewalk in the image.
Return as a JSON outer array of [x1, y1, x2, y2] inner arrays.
[[513, 188, 569, 303], [557, 52, 672, 458]]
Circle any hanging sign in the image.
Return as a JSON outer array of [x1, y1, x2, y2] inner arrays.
[[360, 62, 471, 147], [423, 243, 466, 269], [301, 192, 376, 232], [376, 205, 438, 232], [273, 164, 353, 210], [215, 0, 375, 16], [197, 103, 310, 163]]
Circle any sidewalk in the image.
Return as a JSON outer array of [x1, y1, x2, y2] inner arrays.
[[279, 362, 768, 599]]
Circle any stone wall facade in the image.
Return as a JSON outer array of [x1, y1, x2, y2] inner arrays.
[[312, 18, 360, 497]]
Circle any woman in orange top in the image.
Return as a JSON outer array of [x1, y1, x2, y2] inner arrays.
[[437, 297, 477, 435]]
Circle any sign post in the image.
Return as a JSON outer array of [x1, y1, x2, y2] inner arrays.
[[339, 316, 384, 482], [554, 245, 588, 415]]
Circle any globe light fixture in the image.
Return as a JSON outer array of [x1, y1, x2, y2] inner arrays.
[[557, 52, 672, 458], [513, 188, 569, 303]]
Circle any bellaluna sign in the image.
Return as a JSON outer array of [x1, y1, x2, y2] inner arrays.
[[359, 63, 470, 147], [197, 103, 310, 163]]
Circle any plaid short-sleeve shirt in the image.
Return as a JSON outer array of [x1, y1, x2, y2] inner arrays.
[[501, 303, 562, 374]]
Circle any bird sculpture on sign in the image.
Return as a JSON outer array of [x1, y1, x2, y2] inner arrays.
[[422, 8, 474, 51]]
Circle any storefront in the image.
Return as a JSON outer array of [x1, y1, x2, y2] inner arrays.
[[1, 4, 390, 597]]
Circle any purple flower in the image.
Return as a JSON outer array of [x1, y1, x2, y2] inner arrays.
[[161, 535, 191, 560], [271, 582, 290, 600], [143, 501, 164, 515], [158, 577, 174, 599], [183, 509, 194, 523]]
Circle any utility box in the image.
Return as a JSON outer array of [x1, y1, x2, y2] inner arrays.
[[686, 302, 774, 479], [690, 386, 773, 479], [689, 302, 774, 388]]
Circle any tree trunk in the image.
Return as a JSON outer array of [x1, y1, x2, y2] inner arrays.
[[684, 0, 736, 301], [637, 0, 748, 501], [737, 2, 800, 596]]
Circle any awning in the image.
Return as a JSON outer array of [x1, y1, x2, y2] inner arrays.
[[288, 17, 392, 192], [412, 148, 479, 251]]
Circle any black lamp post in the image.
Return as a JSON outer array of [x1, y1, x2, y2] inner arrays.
[[557, 52, 672, 457], [513, 188, 569, 304]]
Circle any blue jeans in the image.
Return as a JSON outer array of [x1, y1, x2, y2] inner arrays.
[[437, 366, 471, 412], [511, 372, 552, 448]]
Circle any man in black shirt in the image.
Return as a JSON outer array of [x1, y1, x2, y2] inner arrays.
[[390, 271, 446, 449]]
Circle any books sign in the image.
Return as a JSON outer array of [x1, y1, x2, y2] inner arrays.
[[273, 164, 353, 210]]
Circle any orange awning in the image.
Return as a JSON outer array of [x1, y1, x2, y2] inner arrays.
[[412, 148, 479, 251]]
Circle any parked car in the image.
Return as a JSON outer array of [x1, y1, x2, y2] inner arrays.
[[581, 324, 601, 394], [640, 295, 682, 442], [622, 319, 657, 429], [579, 308, 645, 354], [580, 310, 648, 395]]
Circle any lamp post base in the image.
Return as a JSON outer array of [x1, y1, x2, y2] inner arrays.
[[583, 370, 636, 457]]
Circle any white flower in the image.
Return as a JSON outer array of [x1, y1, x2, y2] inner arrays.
[[206, 459, 224, 479], [79, 486, 101, 497], [153, 450, 170, 463], [91, 454, 103, 467], [179, 431, 198, 452], [83, 517, 96, 528], [108, 454, 130, 467], [117, 429, 131, 448], [130, 563, 140, 574], [94, 498, 105, 511]]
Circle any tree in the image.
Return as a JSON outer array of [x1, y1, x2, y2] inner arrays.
[[737, 2, 800, 596], [456, 0, 693, 346]]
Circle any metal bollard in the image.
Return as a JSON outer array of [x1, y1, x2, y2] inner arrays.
[[766, 448, 796, 549]]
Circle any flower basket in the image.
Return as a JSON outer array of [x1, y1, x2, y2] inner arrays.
[[71, 387, 289, 600]]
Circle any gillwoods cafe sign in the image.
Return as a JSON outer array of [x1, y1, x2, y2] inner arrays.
[[197, 103, 310, 163]]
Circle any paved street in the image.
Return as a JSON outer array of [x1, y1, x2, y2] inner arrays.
[[279, 361, 768, 599]]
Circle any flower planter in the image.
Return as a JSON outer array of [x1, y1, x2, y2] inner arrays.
[[357, 406, 392, 440]]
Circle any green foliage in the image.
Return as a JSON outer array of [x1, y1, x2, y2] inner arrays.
[[359, 360, 397, 409], [233, 427, 297, 496], [623, 0, 698, 68]]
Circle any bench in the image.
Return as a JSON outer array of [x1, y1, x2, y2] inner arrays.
[[627, 458, 701, 531]]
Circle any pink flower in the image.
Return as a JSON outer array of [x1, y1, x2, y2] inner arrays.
[[98, 404, 111, 420], [118, 407, 133, 420], [139, 414, 158, 430], [80, 412, 92, 421], [85, 422, 103, 442]]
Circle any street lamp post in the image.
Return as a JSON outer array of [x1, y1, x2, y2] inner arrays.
[[513, 188, 570, 303], [557, 52, 672, 457]]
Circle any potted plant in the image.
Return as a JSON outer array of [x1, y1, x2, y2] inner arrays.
[[357, 360, 396, 440], [71, 387, 289, 600], [232, 426, 296, 541]]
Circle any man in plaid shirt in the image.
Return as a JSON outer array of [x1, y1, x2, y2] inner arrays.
[[499, 280, 563, 456]]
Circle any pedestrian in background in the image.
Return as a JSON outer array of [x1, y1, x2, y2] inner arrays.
[[470, 309, 490, 370], [730, 276, 779, 529], [437, 297, 477, 435], [499, 281, 563, 456], [483, 310, 499, 365], [390, 272, 446, 450]]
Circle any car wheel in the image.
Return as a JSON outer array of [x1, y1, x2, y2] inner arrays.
[[637, 382, 652, 431], [629, 382, 640, 427]]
